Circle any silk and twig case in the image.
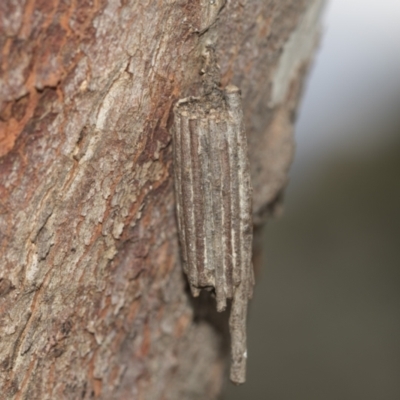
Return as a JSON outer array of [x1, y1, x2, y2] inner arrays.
[[172, 85, 254, 384]]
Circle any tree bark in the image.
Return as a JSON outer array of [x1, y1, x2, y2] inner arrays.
[[0, 0, 324, 399]]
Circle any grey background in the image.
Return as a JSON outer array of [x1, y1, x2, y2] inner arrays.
[[223, 0, 400, 398]]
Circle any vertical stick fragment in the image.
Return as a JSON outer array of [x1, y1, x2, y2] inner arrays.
[[189, 118, 206, 286], [220, 124, 234, 299], [173, 111, 188, 274], [199, 119, 215, 285], [226, 119, 242, 288], [226, 85, 254, 300], [209, 116, 226, 312], [180, 112, 199, 295]]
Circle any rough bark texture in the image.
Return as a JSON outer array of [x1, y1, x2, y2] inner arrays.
[[173, 85, 254, 384], [0, 0, 324, 399]]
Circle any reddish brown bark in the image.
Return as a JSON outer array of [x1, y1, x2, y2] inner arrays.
[[0, 0, 324, 398]]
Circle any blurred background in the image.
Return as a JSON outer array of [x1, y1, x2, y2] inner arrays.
[[223, 0, 400, 399]]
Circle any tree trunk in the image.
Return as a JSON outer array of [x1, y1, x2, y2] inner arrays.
[[0, 0, 324, 398]]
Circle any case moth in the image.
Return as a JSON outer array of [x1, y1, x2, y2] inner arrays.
[[172, 85, 254, 384]]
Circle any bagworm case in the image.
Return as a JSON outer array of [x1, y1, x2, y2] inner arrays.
[[172, 85, 254, 384]]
